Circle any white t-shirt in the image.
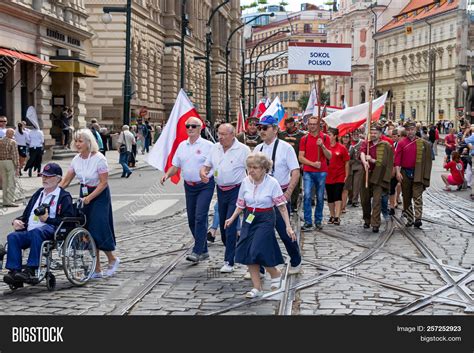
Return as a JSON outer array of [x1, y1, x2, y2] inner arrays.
[[255, 138, 300, 188], [69, 152, 109, 187], [204, 138, 250, 186], [14, 129, 29, 146], [236, 175, 287, 209], [0, 128, 6, 139], [27, 129, 44, 148], [117, 130, 135, 152], [27, 187, 61, 231], [172, 137, 214, 182]]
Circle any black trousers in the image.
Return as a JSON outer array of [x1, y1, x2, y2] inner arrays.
[[24, 147, 42, 172]]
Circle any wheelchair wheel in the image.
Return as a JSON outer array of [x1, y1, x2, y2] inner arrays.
[[62, 227, 97, 286]]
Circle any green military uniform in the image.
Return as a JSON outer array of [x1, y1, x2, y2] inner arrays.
[[237, 132, 262, 151]]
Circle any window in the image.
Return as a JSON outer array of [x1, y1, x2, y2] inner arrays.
[[290, 75, 297, 84], [304, 24, 312, 33], [283, 91, 288, 102]]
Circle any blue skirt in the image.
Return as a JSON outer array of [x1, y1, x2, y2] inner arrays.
[[235, 210, 284, 267], [80, 185, 116, 251]]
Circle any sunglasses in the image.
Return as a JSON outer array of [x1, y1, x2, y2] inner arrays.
[[185, 124, 199, 129], [257, 125, 271, 131], [0, 120, 6, 123]]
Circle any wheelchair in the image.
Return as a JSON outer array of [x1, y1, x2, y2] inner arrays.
[[0, 200, 97, 291]]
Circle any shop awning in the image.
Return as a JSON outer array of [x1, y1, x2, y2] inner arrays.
[[0, 48, 56, 67], [50, 57, 99, 78]]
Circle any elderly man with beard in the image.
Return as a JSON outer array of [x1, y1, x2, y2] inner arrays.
[[3, 163, 75, 286]]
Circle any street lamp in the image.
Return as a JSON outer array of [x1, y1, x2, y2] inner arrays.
[[225, 13, 274, 122], [253, 40, 288, 107], [103, 0, 132, 126], [247, 29, 290, 115], [201, 0, 230, 125]]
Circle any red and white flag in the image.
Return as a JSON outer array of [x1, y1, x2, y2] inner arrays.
[[147, 89, 203, 184], [250, 100, 267, 118], [323, 92, 388, 136]]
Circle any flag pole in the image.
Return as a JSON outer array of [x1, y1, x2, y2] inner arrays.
[[365, 89, 374, 188]]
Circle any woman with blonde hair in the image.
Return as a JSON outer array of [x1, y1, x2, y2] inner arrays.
[[59, 129, 119, 278], [224, 152, 296, 298]]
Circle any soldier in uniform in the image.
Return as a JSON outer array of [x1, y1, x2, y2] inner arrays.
[[394, 121, 432, 228], [360, 124, 394, 233], [236, 116, 262, 151], [279, 116, 306, 211]]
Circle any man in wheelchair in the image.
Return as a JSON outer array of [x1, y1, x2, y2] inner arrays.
[[3, 163, 75, 286]]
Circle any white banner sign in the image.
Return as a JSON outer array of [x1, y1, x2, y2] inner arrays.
[[288, 43, 352, 76]]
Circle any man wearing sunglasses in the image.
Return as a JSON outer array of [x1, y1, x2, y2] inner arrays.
[[161, 117, 214, 264], [0, 116, 7, 138], [255, 115, 302, 274], [236, 116, 261, 150], [200, 123, 250, 273]]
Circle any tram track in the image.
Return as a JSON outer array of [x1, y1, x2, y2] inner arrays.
[[425, 190, 473, 225], [392, 215, 474, 313]]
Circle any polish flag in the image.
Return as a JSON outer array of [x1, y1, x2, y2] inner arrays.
[[323, 92, 388, 136], [237, 99, 245, 134], [303, 88, 318, 118], [147, 89, 203, 184], [250, 100, 267, 118]]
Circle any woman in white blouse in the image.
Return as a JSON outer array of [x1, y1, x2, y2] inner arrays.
[[59, 129, 119, 278], [224, 152, 296, 298], [14, 122, 29, 175]]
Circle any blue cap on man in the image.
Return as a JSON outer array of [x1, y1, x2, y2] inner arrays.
[[40, 163, 63, 177], [258, 115, 278, 126]]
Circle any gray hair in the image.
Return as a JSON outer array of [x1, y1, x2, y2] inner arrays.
[[74, 129, 99, 153], [122, 125, 130, 131], [185, 117, 202, 126], [219, 123, 235, 135], [246, 152, 273, 173]]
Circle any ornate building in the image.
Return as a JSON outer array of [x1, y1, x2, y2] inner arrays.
[[0, 0, 97, 148], [326, 0, 407, 108], [244, 7, 330, 117], [85, 0, 242, 126], [375, 0, 468, 124]]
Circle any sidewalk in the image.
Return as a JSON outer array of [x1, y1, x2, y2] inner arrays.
[[0, 150, 150, 202]]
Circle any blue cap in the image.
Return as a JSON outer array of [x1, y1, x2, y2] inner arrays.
[[40, 163, 63, 177], [258, 115, 278, 126]]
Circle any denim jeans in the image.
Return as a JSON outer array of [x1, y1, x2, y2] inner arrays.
[[303, 171, 327, 225], [381, 193, 389, 218], [211, 201, 241, 231], [119, 151, 131, 175]]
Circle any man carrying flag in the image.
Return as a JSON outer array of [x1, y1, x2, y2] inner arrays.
[[150, 90, 214, 264]]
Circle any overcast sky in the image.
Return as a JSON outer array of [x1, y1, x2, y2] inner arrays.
[[240, 0, 328, 13]]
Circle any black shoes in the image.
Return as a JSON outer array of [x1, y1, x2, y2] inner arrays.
[[301, 223, 314, 232], [315, 223, 323, 230], [207, 231, 216, 243], [13, 267, 37, 283], [3, 271, 21, 285], [328, 216, 335, 224], [352, 202, 359, 207], [126, 172, 132, 178], [333, 217, 340, 226], [363, 223, 370, 229], [389, 208, 395, 216], [186, 252, 200, 263], [372, 227, 379, 233], [414, 219, 422, 228]]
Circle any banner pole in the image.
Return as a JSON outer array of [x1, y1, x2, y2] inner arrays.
[[365, 89, 374, 188]]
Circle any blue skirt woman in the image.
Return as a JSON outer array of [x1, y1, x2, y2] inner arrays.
[[235, 209, 284, 267], [80, 185, 116, 251]]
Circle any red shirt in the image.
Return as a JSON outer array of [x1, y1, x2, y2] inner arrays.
[[394, 137, 418, 169], [381, 135, 394, 147], [445, 134, 456, 150], [300, 131, 331, 173], [326, 143, 350, 184], [360, 140, 381, 171], [434, 128, 439, 140], [444, 160, 464, 185]]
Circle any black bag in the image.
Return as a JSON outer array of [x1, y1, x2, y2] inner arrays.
[[119, 144, 127, 154]]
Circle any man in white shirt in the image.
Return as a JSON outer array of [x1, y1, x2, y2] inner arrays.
[[255, 115, 302, 274], [24, 127, 44, 177], [200, 123, 250, 273], [161, 117, 214, 263], [117, 125, 136, 178], [3, 163, 75, 286], [0, 116, 7, 138]]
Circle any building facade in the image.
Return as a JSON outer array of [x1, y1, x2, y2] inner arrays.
[[85, 0, 242, 126], [0, 0, 97, 148], [375, 0, 468, 124], [245, 7, 330, 117], [326, 0, 407, 108]]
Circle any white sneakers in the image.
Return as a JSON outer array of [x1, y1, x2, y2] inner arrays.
[[288, 263, 302, 275], [220, 262, 234, 273]]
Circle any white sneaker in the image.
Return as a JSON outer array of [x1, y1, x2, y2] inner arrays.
[[220, 262, 234, 273], [288, 263, 302, 275], [105, 257, 120, 277]]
